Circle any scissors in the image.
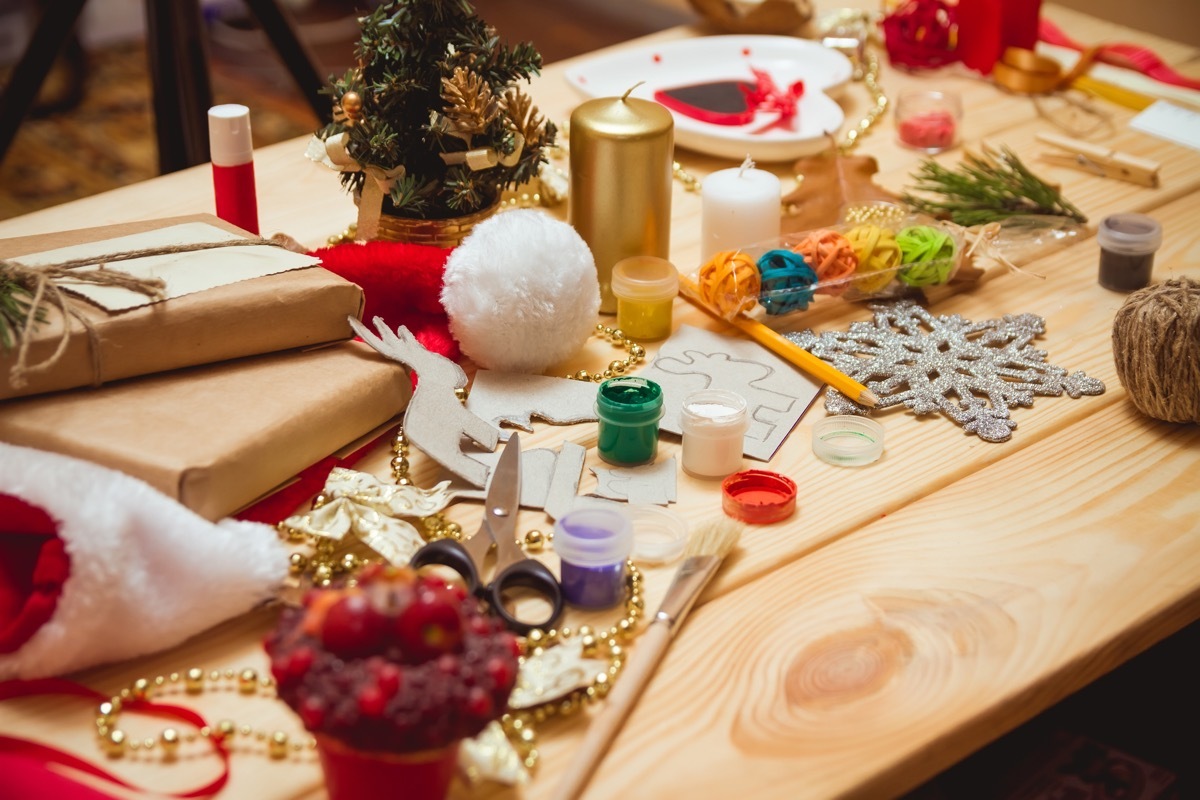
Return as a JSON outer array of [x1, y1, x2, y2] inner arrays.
[[410, 432, 564, 634]]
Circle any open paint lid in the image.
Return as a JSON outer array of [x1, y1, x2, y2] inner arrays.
[[627, 504, 689, 565], [721, 469, 797, 524]]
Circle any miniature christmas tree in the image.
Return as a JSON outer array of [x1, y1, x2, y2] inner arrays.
[[309, 0, 555, 234]]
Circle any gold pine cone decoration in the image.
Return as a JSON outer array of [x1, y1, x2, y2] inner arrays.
[[687, 0, 813, 34]]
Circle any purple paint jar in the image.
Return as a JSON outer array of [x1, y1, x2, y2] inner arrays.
[[553, 508, 633, 609]]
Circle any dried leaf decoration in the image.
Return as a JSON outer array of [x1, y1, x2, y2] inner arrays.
[[781, 149, 898, 233], [441, 66, 498, 138], [501, 87, 547, 149]]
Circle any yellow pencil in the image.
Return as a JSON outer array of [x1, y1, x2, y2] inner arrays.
[[678, 275, 880, 408]]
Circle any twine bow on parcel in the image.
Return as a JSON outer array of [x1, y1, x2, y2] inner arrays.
[[1, 238, 282, 390]]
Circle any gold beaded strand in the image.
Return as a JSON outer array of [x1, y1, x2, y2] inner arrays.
[[95, 668, 315, 761], [565, 324, 647, 383]]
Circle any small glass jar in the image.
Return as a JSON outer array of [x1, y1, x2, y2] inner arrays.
[[553, 507, 633, 609], [595, 376, 664, 466], [611, 256, 679, 341], [1097, 213, 1162, 292], [680, 389, 748, 479], [895, 90, 961, 154]]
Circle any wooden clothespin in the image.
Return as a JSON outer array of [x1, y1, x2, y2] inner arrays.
[[1036, 132, 1161, 188]]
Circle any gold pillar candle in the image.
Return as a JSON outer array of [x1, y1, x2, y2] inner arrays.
[[569, 90, 674, 313]]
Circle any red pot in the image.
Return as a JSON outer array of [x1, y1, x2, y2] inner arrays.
[[315, 735, 460, 800]]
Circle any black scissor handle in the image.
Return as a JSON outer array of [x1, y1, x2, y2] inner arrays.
[[485, 559, 565, 635], [409, 538, 482, 594]]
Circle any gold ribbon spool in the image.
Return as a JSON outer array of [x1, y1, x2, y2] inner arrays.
[[991, 46, 1098, 95]]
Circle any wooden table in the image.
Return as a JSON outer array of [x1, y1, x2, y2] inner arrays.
[[3, 3, 1198, 799]]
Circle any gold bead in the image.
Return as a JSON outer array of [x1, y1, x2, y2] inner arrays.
[[160, 728, 180, 760], [518, 727, 536, 744], [128, 738, 141, 752], [523, 529, 545, 552], [595, 323, 606, 334], [132, 676, 152, 698], [238, 669, 259, 693], [609, 360, 626, 374], [153, 675, 166, 687], [269, 731, 289, 759], [105, 729, 127, 758], [575, 370, 591, 382], [616, 619, 634, 640], [602, 369, 614, 379], [444, 521, 462, 537], [558, 626, 572, 639], [630, 344, 646, 358], [311, 493, 327, 510], [185, 668, 205, 693], [239, 724, 254, 737], [524, 750, 539, 769], [609, 645, 623, 660], [313, 564, 334, 584], [223, 668, 236, 680], [580, 634, 598, 657], [526, 629, 545, 646], [341, 553, 359, 572], [97, 701, 117, 722], [396, 477, 413, 487], [216, 719, 236, 740], [390, 456, 408, 472], [209, 670, 222, 682], [143, 737, 157, 751]]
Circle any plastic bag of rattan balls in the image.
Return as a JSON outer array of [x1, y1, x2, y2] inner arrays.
[[689, 213, 964, 320]]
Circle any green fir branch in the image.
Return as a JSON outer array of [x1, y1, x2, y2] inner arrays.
[[0, 277, 46, 354], [901, 147, 1088, 226]]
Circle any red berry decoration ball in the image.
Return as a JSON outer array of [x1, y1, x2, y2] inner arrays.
[[264, 565, 521, 752]]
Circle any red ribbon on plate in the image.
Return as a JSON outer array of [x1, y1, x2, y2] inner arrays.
[[745, 68, 805, 132]]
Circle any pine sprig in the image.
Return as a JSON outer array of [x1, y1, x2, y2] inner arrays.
[[902, 146, 1088, 226], [0, 276, 46, 354]]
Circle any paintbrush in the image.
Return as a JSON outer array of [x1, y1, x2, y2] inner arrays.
[[552, 517, 744, 800]]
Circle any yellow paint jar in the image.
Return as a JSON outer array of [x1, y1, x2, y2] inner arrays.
[[611, 256, 679, 341]]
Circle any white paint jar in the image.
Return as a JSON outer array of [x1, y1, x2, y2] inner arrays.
[[680, 389, 749, 479]]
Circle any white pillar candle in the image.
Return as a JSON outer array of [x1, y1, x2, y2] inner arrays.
[[699, 157, 782, 262]]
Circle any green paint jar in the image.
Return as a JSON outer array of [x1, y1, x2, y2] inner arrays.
[[595, 377, 664, 466]]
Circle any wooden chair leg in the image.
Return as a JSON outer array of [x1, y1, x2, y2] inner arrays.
[[0, 0, 89, 165], [145, 0, 213, 173], [242, 0, 329, 123]]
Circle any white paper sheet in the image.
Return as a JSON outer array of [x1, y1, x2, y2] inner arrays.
[[12, 222, 321, 312], [1129, 101, 1200, 152]]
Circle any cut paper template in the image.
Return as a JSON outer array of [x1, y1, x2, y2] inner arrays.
[[455, 442, 587, 520], [467, 371, 599, 435], [640, 324, 822, 461], [590, 458, 678, 506], [349, 317, 500, 486]]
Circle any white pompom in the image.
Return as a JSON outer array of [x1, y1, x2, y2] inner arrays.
[[442, 209, 600, 373]]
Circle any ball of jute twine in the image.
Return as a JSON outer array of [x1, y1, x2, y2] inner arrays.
[[1111, 277, 1200, 424]]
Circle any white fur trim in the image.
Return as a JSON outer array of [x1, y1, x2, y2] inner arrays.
[[441, 209, 601, 373], [0, 442, 288, 680]]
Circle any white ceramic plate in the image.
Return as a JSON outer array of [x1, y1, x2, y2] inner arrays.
[[565, 35, 853, 163]]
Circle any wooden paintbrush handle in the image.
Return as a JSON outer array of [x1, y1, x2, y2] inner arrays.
[[552, 621, 673, 800]]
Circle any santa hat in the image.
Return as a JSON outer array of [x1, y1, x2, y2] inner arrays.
[[0, 442, 287, 680]]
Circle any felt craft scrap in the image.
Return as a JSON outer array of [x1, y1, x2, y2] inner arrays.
[[0, 442, 287, 681]]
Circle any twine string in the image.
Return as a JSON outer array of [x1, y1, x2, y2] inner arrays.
[[3, 237, 283, 388]]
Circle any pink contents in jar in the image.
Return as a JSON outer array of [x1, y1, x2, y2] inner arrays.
[[898, 109, 957, 151]]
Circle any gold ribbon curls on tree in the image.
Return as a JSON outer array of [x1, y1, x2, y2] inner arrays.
[[435, 68, 529, 172]]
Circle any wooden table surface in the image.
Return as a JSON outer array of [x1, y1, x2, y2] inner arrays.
[[2, 2, 1198, 799]]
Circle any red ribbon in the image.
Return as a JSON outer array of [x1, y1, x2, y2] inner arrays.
[[0, 677, 230, 799], [1039, 17, 1200, 91], [744, 68, 805, 133]]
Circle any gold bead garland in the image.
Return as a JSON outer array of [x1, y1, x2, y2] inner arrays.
[[564, 323, 647, 383], [94, 668, 315, 761]]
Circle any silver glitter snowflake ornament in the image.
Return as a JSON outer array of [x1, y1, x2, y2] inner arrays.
[[786, 301, 1105, 442]]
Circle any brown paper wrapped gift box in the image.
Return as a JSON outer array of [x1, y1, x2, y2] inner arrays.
[[0, 341, 411, 520], [0, 214, 365, 400]]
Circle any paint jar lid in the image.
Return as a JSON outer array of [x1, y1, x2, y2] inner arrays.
[[553, 507, 633, 567], [721, 469, 797, 524], [1097, 213, 1162, 255], [612, 256, 680, 303], [812, 415, 885, 467], [627, 504, 689, 565]]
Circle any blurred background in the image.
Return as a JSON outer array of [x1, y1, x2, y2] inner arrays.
[[0, 0, 695, 220]]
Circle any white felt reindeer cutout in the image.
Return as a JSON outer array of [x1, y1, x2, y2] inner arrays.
[[349, 316, 500, 486]]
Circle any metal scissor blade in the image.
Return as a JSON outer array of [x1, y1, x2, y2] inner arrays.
[[485, 432, 522, 566]]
